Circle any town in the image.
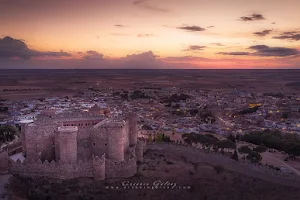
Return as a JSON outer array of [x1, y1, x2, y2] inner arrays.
[[0, 69, 300, 199]]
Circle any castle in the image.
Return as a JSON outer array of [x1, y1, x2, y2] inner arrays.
[[0, 108, 144, 180]]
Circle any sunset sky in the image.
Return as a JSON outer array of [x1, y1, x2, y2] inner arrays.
[[0, 0, 300, 69]]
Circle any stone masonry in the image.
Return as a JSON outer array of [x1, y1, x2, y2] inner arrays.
[[6, 110, 143, 180]]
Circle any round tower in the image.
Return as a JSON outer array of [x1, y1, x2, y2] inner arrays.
[[106, 121, 125, 162], [56, 126, 78, 163], [127, 114, 138, 146]]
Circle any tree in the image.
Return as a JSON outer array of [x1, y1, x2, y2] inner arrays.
[[246, 151, 262, 163], [253, 145, 268, 153], [155, 133, 164, 142], [0, 107, 8, 112], [285, 143, 300, 159], [199, 134, 219, 151], [162, 135, 171, 143], [241, 130, 300, 158], [216, 140, 236, 153], [227, 134, 236, 143], [239, 106, 260, 115], [281, 112, 289, 119], [182, 133, 193, 145], [231, 149, 239, 161], [0, 125, 18, 143], [142, 125, 153, 130], [238, 145, 252, 159]]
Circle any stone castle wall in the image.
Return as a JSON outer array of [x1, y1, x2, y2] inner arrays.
[[127, 115, 138, 146], [16, 113, 142, 180], [24, 123, 57, 161], [76, 128, 93, 160], [105, 157, 137, 178], [0, 150, 8, 174], [89, 127, 109, 159], [62, 119, 103, 129], [20, 124, 26, 155], [9, 155, 105, 180], [123, 122, 130, 151], [92, 154, 106, 180], [57, 127, 78, 163], [9, 151, 136, 180], [107, 121, 125, 162], [136, 140, 144, 162]]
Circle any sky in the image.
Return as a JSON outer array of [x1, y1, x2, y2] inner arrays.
[[0, 0, 300, 69]]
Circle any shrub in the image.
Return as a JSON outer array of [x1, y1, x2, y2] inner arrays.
[[253, 145, 268, 153]]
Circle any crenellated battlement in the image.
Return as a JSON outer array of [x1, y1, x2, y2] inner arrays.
[[15, 110, 142, 180], [9, 153, 106, 180]]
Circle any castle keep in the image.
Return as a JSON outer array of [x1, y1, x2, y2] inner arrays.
[[7, 110, 143, 180]]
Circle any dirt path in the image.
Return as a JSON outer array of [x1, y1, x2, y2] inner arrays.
[[262, 152, 300, 175]]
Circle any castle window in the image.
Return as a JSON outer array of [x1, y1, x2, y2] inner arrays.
[[105, 143, 107, 146], [93, 143, 96, 146]]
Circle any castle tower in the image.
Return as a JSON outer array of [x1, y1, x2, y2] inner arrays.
[[24, 115, 57, 161], [127, 114, 138, 146], [56, 126, 78, 163], [105, 121, 125, 162]]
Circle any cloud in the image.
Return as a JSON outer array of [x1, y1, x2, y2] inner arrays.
[[117, 51, 192, 69], [110, 33, 131, 36], [184, 45, 206, 52], [253, 29, 272, 37], [249, 45, 299, 57], [272, 31, 300, 41], [211, 43, 225, 46], [123, 51, 157, 61], [132, 0, 169, 13], [137, 33, 154, 37], [163, 56, 208, 62], [2, 49, 300, 69], [83, 50, 104, 60], [0, 36, 70, 60], [217, 45, 299, 57], [133, 0, 147, 5], [240, 14, 265, 21], [217, 52, 250, 56], [177, 25, 206, 32], [114, 24, 127, 28], [207, 26, 215, 28]]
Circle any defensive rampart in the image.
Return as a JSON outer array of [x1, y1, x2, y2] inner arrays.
[[0, 150, 8, 174], [9, 154, 105, 180]]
